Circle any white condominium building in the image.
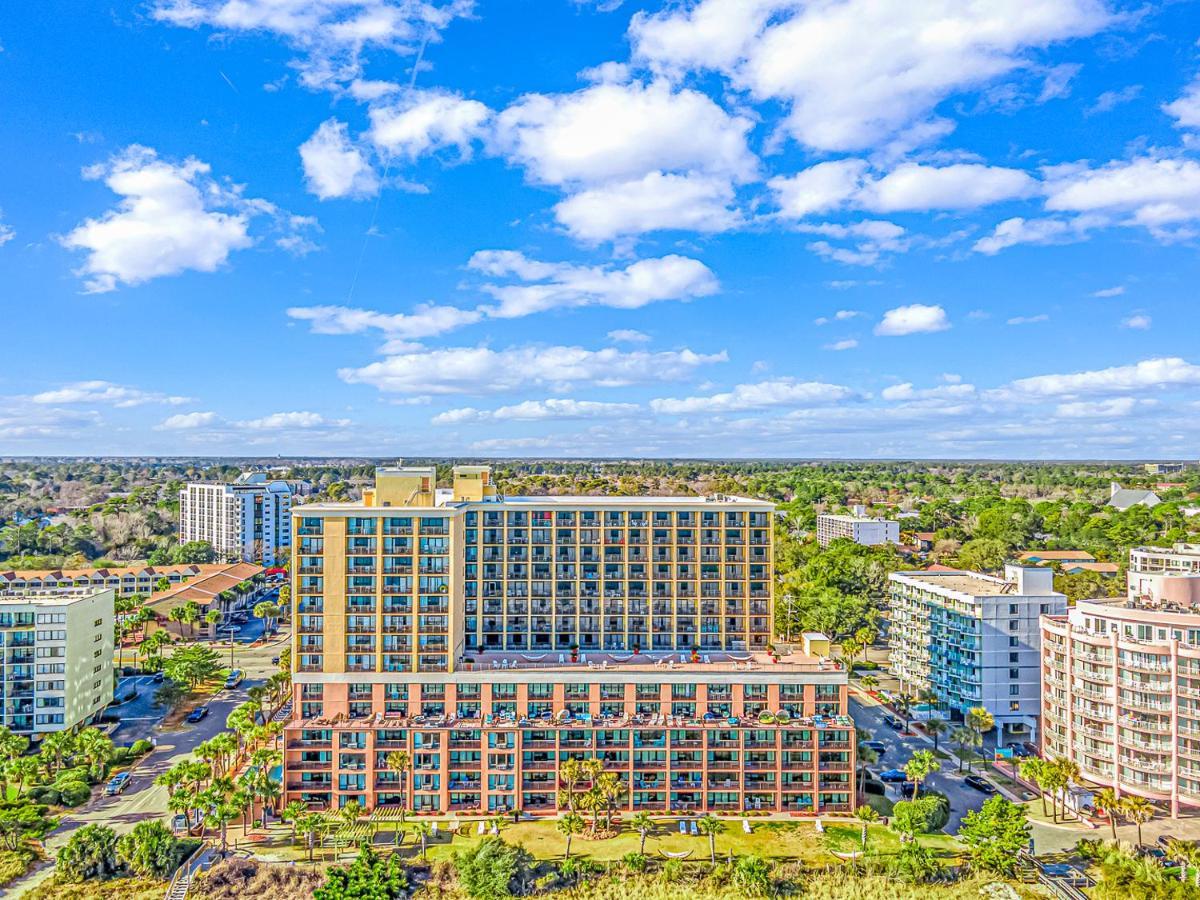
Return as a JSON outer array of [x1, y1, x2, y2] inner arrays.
[[888, 565, 1067, 742], [0, 588, 114, 737], [179, 474, 292, 565], [1129, 544, 1200, 606], [816, 514, 899, 548]]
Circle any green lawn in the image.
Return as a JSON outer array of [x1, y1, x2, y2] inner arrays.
[[288, 817, 962, 868]]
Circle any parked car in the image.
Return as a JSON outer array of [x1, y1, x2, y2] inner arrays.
[[861, 740, 887, 754], [963, 774, 997, 794], [105, 772, 131, 795], [878, 768, 908, 783], [1005, 742, 1033, 757], [864, 779, 886, 796], [151, 670, 165, 683], [883, 715, 904, 731], [186, 705, 209, 723], [900, 781, 916, 798], [224, 670, 244, 689], [271, 656, 280, 665], [1021, 741, 1039, 756]]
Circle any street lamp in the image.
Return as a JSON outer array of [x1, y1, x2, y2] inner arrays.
[[224, 624, 237, 670]]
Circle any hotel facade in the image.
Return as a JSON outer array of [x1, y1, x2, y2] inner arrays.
[[282, 466, 854, 816], [888, 565, 1067, 741], [179, 475, 292, 565]]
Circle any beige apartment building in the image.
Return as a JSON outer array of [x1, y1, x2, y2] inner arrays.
[[282, 466, 854, 816]]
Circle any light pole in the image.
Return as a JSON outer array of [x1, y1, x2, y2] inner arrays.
[[225, 624, 237, 670]]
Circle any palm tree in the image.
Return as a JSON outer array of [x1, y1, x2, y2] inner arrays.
[[299, 812, 325, 861], [559, 757, 586, 813], [558, 812, 585, 858], [39, 730, 73, 777], [74, 728, 115, 781], [1020, 758, 1050, 818], [965, 706, 996, 767], [412, 820, 432, 861], [697, 814, 725, 866], [895, 693, 915, 732], [952, 726, 981, 773], [858, 674, 879, 695], [1166, 838, 1194, 883], [1050, 757, 1081, 821], [386, 750, 411, 812], [924, 717, 948, 752], [594, 771, 626, 832], [339, 799, 362, 831], [904, 749, 940, 801], [630, 811, 653, 855], [854, 804, 880, 851], [247, 686, 268, 719], [1121, 796, 1155, 847], [283, 800, 307, 845], [1093, 787, 1120, 840], [857, 746, 879, 797]]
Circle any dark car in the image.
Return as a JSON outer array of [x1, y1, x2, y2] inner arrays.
[[883, 715, 904, 731], [151, 671, 165, 683], [879, 768, 908, 783], [963, 774, 997, 794], [105, 772, 131, 795], [271, 656, 280, 665], [900, 781, 916, 798], [185, 705, 209, 723], [1005, 742, 1033, 757], [861, 740, 887, 754]]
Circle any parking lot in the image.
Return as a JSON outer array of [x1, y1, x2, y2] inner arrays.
[[108, 674, 171, 746]]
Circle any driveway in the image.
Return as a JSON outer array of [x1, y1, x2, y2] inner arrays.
[[852, 692, 990, 833], [108, 675, 171, 746]]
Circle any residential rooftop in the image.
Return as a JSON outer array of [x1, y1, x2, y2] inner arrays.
[[0, 587, 112, 606], [297, 493, 770, 512]]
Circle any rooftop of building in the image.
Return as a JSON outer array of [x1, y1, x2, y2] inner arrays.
[[1132, 542, 1200, 557], [297, 492, 771, 512], [0, 562, 243, 582], [817, 513, 896, 523], [892, 564, 1063, 598], [144, 562, 265, 612], [455, 647, 832, 675], [1017, 549, 1096, 561], [0, 587, 111, 606]]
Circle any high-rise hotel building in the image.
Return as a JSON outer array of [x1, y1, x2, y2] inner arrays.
[[282, 466, 854, 816]]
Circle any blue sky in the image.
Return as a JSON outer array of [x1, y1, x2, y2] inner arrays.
[[2, 0, 1200, 458]]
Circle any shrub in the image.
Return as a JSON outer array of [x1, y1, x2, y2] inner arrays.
[[57, 824, 118, 882], [130, 739, 154, 756], [27, 787, 60, 807], [622, 852, 648, 873], [57, 780, 92, 808], [109, 748, 134, 767], [116, 821, 180, 878], [660, 858, 684, 883], [57, 766, 92, 787], [453, 838, 535, 900], [920, 791, 951, 832]]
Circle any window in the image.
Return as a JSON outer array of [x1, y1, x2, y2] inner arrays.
[[1009, 685, 1020, 695], [1009, 637, 1018, 647], [1009, 653, 1019, 663], [1009, 701, 1020, 711], [1009, 669, 1019, 679], [1009, 604, 1018, 615]]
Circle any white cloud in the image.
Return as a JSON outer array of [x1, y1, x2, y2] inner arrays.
[[801, 220, 910, 266], [31, 380, 190, 407], [433, 398, 639, 424], [607, 329, 650, 343], [826, 280, 881, 290], [858, 163, 1037, 212], [972, 215, 1086, 254], [772, 160, 1035, 218], [300, 118, 379, 199], [824, 339, 858, 351], [1122, 314, 1151, 330], [814, 310, 860, 325], [874, 303, 950, 336], [880, 381, 976, 401], [157, 411, 219, 430], [1164, 75, 1200, 130], [630, 0, 1112, 152], [1091, 285, 1125, 297], [1043, 156, 1200, 238], [467, 251, 718, 318], [1002, 357, 1200, 398], [1054, 397, 1138, 418], [340, 345, 727, 394], [235, 411, 349, 429], [368, 89, 491, 159], [768, 159, 867, 217], [151, 0, 473, 93], [0, 210, 13, 247], [492, 80, 757, 187], [553, 171, 740, 241], [288, 303, 483, 341], [1007, 314, 1049, 325], [59, 145, 307, 293], [649, 378, 854, 414], [1086, 84, 1141, 116]]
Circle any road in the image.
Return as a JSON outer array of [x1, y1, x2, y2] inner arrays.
[[1, 630, 290, 897], [852, 692, 991, 833]]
